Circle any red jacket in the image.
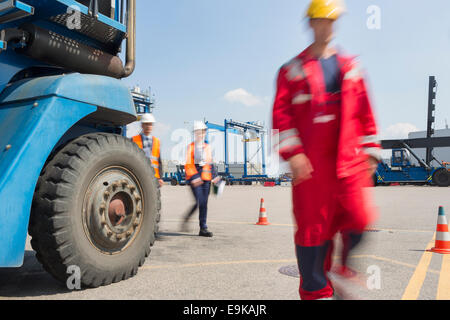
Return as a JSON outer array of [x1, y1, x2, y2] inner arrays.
[[273, 47, 381, 179]]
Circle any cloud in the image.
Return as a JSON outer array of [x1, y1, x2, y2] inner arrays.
[[224, 88, 264, 107], [382, 123, 419, 139]]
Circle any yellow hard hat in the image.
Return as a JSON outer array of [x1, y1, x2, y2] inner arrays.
[[306, 0, 346, 20]]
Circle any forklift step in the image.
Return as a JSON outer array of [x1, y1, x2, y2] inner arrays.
[[0, 0, 34, 24]]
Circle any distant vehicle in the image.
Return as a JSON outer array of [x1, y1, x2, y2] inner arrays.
[[375, 76, 450, 187], [163, 165, 187, 186], [375, 148, 450, 187]]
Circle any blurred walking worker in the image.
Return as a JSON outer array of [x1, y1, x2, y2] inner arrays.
[[132, 113, 164, 188], [272, 0, 381, 300], [182, 121, 220, 237]]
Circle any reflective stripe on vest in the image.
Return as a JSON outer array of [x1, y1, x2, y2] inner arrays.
[[343, 62, 362, 82], [185, 142, 212, 181], [361, 135, 380, 145], [313, 114, 337, 124], [292, 93, 312, 105]]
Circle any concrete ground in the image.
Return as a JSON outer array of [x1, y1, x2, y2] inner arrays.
[[0, 185, 449, 300]]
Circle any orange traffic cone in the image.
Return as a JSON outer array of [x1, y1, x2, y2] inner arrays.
[[428, 207, 450, 254], [256, 198, 270, 226]]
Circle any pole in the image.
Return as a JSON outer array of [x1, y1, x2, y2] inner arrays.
[[426, 76, 437, 166], [244, 136, 248, 178], [261, 130, 266, 176], [224, 119, 229, 175]]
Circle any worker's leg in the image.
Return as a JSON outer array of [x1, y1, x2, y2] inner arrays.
[[336, 172, 378, 268], [184, 184, 200, 221], [198, 181, 211, 230], [184, 203, 198, 221], [324, 239, 335, 273], [341, 232, 364, 268], [296, 241, 334, 300], [293, 177, 336, 300]]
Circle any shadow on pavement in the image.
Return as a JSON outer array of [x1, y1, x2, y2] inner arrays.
[[0, 251, 71, 299], [158, 232, 198, 238]]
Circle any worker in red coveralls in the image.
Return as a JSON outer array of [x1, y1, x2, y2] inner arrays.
[[272, 0, 381, 300]]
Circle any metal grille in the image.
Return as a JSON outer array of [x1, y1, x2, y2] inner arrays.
[[49, 11, 125, 53], [76, 0, 115, 19]]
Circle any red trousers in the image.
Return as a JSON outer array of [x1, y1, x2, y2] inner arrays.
[[291, 94, 377, 299], [293, 168, 376, 300], [293, 167, 376, 247]]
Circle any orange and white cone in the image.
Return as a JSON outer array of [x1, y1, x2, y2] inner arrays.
[[428, 206, 450, 254], [256, 198, 270, 226]]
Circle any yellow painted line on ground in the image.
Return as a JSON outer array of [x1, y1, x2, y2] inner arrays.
[[368, 228, 434, 234], [162, 219, 434, 233], [142, 254, 441, 277], [401, 234, 436, 300], [208, 220, 296, 227], [437, 254, 450, 300], [350, 255, 440, 275], [162, 218, 295, 227], [142, 259, 297, 271]]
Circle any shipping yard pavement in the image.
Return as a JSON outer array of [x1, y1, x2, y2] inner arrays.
[[1, 185, 450, 300]]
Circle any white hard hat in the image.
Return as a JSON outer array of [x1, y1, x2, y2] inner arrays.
[[193, 121, 207, 131], [141, 113, 156, 124]]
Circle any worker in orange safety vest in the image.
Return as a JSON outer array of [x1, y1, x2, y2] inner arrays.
[[272, 0, 381, 300], [132, 113, 164, 188], [182, 121, 221, 237]]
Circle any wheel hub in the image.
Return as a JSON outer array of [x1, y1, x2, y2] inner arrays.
[[83, 168, 144, 254], [108, 193, 127, 226]]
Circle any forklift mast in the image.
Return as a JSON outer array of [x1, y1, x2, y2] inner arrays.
[[426, 76, 437, 166]]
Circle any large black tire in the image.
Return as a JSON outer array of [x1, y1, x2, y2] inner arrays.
[[170, 178, 178, 186], [372, 174, 378, 187], [29, 133, 160, 288], [432, 168, 450, 187]]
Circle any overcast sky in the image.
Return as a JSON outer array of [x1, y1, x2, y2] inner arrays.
[[123, 0, 450, 167]]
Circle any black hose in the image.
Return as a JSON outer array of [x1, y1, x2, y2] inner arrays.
[[0, 28, 29, 43], [18, 23, 126, 79]]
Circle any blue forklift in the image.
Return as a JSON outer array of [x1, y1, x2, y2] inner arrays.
[[376, 77, 450, 187], [0, 0, 160, 288], [375, 144, 450, 186], [164, 165, 187, 186]]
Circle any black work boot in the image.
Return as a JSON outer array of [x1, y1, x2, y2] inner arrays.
[[199, 228, 213, 237]]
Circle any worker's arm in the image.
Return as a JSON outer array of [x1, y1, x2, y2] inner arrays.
[[355, 71, 382, 164], [347, 60, 381, 176], [206, 146, 220, 184], [272, 67, 313, 185], [158, 156, 163, 177], [185, 144, 202, 186], [211, 164, 221, 184], [158, 155, 164, 187], [272, 67, 305, 161]]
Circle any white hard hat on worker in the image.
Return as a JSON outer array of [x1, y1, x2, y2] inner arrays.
[[140, 113, 155, 137], [141, 113, 156, 124], [193, 121, 207, 132], [306, 0, 346, 20]]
